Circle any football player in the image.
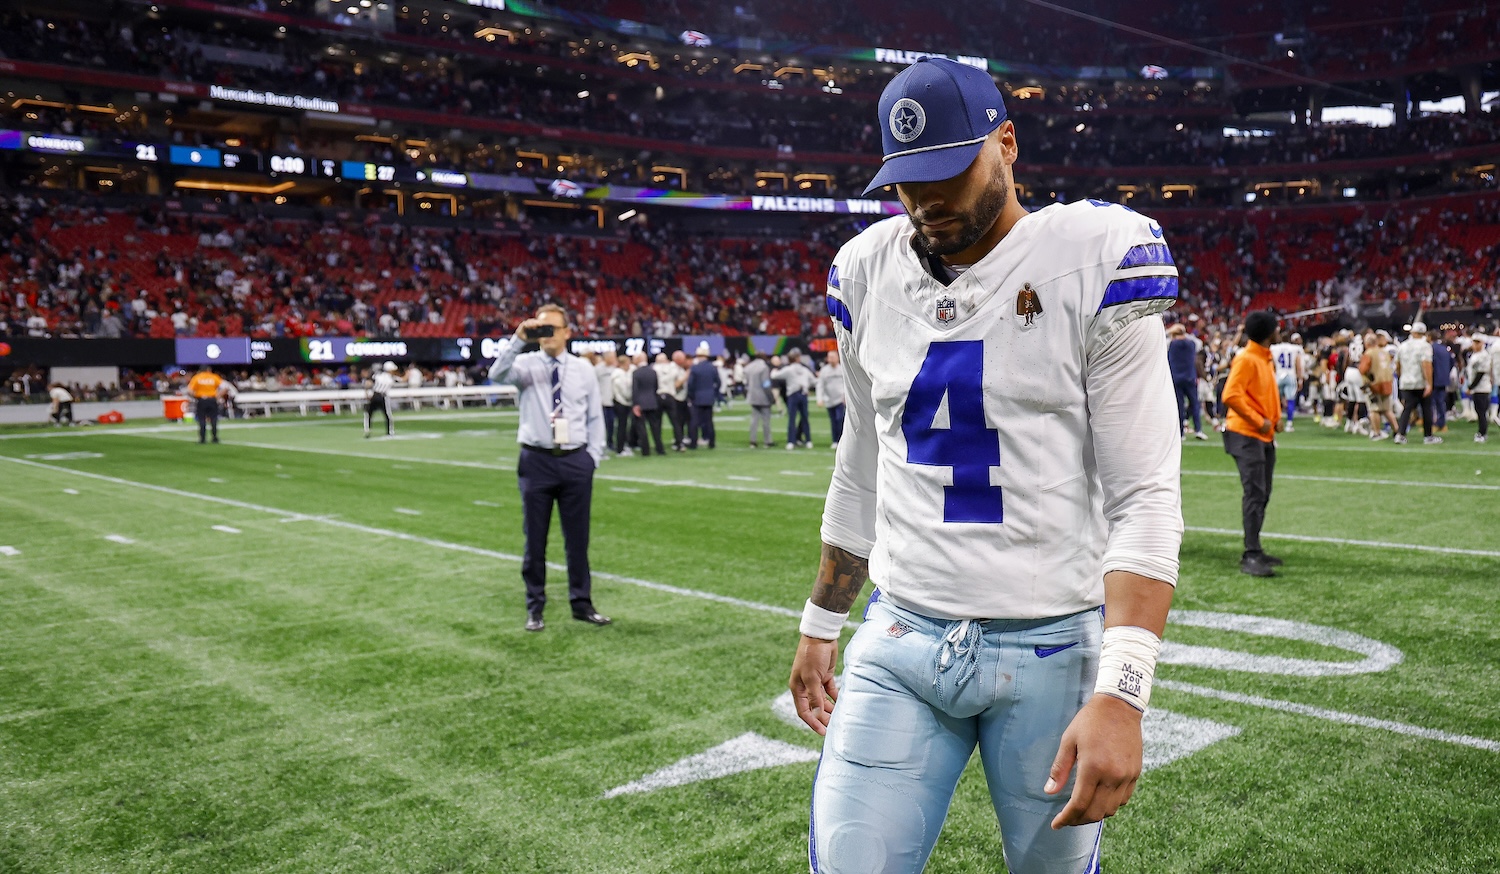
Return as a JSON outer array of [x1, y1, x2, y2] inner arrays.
[[788, 58, 1183, 874]]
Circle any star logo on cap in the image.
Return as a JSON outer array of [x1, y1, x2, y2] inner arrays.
[[889, 98, 926, 144]]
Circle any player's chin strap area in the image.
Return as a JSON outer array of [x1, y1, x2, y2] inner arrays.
[[936, 619, 982, 689]]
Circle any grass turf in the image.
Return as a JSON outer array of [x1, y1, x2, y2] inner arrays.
[[1, 407, 1497, 872]]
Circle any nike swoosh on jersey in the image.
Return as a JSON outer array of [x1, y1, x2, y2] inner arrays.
[[1033, 642, 1080, 658]]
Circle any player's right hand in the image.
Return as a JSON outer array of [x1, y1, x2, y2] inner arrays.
[[789, 636, 840, 736]]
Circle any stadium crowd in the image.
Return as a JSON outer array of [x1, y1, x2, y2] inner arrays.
[[4, 8, 1497, 193], [5, 191, 1500, 342], [224, 0, 1499, 83]]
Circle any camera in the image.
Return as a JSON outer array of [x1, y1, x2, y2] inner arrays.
[[524, 325, 556, 340]]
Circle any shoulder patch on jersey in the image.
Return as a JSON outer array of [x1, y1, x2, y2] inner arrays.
[[826, 294, 853, 330], [827, 263, 840, 289], [1098, 275, 1179, 312], [1015, 283, 1044, 327], [1118, 243, 1174, 270]]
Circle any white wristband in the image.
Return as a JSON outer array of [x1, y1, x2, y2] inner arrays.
[[799, 600, 848, 640], [1092, 625, 1163, 712]]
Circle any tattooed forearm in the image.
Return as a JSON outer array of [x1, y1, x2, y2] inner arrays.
[[810, 543, 869, 614]]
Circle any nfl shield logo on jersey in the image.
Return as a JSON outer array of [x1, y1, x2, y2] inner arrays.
[[935, 295, 956, 324]]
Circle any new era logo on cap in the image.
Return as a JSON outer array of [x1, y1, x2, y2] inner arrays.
[[863, 57, 1008, 195]]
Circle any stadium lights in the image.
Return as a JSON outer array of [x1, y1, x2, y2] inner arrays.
[[577, 90, 590, 98], [1074, 123, 1086, 132], [618, 210, 637, 221], [175, 180, 296, 195]]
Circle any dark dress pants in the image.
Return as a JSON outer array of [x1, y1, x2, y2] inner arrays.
[[659, 394, 684, 448], [517, 448, 596, 617], [787, 392, 810, 444], [1395, 389, 1433, 438], [1173, 378, 1201, 432], [828, 403, 846, 444], [633, 408, 665, 455], [1223, 430, 1275, 557], [689, 404, 715, 448], [196, 397, 220, 442], [612, 402, 632, 451]]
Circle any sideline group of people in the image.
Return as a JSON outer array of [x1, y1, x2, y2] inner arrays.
[[1167, 317, 1500, 447], [584, 344, 846, 456], [1191, 309, 1498, 579]]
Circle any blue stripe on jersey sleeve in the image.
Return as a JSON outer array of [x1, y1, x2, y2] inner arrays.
[[827, 263, 840, 289], [826, 294, 853, 330], [1097, 275, 1179, 312], [1117, 242, 1175, 269]]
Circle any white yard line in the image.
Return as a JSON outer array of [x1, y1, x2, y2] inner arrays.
[[1158, 680, 1500, 753], [112, 435, 1500, 550], [0, 456, 802, 624], [2, 454, 1494, 753], [1182, 470, 1500, 491], [472, 500, 501, 508], [211, 525, 242, 535], [0, 419, 344, 441], [0, 546, 19, 557], [136, 436, 830, 499], [104, 534, 135, 545], [1184, 526, 1500, 558], [1184, 441, 1499, 458], [393, 508, 423, 516]]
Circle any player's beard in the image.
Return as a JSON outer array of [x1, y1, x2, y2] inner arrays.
[[908, 163, 1008, 260]]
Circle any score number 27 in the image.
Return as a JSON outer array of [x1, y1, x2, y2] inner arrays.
[[901, 341, 1003, 523]]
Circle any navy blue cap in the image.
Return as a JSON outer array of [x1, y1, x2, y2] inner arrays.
[[863, 57, 1008, 195]]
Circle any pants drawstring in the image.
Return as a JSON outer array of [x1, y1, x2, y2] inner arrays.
[[936, 619, 981, 689]]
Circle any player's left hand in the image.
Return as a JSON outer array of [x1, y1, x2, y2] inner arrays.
[[1044, 693, 1144, 829]]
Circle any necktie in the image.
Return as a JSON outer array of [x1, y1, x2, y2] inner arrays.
[[550, 358, 562, 415]]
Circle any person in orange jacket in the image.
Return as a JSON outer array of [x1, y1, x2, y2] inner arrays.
[[1221, 311, 1283, 577], [186, 366, 226, 444]]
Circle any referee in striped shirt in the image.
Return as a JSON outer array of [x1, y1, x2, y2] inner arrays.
[[365, 361, 397, 438], [488, 304, 610, 632]]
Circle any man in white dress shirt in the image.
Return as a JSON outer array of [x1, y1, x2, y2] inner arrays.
[[487, 304, 610, 631]]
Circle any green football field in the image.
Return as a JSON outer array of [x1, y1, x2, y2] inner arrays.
[[1, 406, 1498, 873]]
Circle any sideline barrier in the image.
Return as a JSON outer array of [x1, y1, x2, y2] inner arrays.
[[222, 385, 518, 417]]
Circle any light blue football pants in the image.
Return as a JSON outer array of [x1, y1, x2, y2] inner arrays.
[[810, 595, 1104, 874]]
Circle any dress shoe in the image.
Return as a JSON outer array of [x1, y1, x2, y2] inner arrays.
[[574, 610, 612, 626], [524, 614, 545, 632], [1240, 554, 1276, 577], [1262, 553, 1284, 566]]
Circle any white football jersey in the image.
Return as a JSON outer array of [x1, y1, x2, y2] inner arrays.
[[1270, 342, 1302, 379], [821, 201, 1183, 621]]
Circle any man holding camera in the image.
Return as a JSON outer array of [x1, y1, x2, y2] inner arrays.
[[488, 304, 610, 632]]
